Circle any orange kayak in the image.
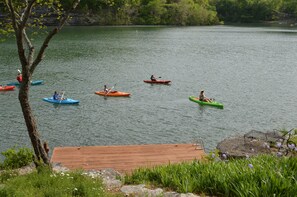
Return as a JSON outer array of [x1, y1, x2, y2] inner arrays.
[[95, 91, 130, 97], [0, 85, 15, 91]]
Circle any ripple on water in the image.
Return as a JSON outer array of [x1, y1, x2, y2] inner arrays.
[[1, 26, 297, 154]]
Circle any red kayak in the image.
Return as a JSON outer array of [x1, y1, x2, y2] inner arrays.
[[143, 80, 171, 84], [0, 85, 15, 91]]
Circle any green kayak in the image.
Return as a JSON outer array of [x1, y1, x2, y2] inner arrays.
[[189, 96, 223, 109]]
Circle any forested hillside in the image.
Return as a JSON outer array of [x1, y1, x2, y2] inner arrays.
[[1, 0, 297, 25], [62, 0, 297, 24], [215, 0, 297, 23], [61, 0, 219, 25]]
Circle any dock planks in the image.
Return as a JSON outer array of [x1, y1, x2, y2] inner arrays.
[[51, 143, 205, 173]]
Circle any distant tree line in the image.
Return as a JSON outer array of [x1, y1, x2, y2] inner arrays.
[[215, 0, 297, 23], [61, 0, 219, 25], [1, 0, 297, 26], [60, 0, 297, 25]]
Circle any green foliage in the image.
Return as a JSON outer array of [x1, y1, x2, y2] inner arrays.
[[0, 170, 19, 184], [214, 0, 295, 23], [2, 0, 297, 26], [136, 0, 219, 25], [203, 149, 220, 162], [0, 147, 34, 170], [137, 0, 166, 25], [0, 167, 119, 197], [281, 0, 297, 18], [125, 155, 297, 196], [58, 0, 297, 25], [291, 136, 297, 144], [0, 0, 66, 38], [83, 0, 220, 25]]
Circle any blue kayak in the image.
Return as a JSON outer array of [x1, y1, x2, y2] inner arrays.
[[7, 80, 44, 86], [42, 97, 79, 104]]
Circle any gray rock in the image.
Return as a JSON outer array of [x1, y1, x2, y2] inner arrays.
[[120, 185, 202, 197], [52, 163, 70, 173], [180, 193, 200, 197], [164, 192, 201, 197], [104, 179, 122, 190], [84, 168, 123, 190], [164, 192, 181, 197], [120, 184, 147, 196], [121, 184, 164, 196]]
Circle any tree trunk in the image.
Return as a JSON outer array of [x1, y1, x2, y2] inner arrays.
[[18, 79, 50, 165], [6, 0, 80, 167]]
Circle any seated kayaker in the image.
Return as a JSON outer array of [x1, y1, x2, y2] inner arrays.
[[199, 90, 211, 102], [53, 91, 60, 100], [150, 75, 157, 81], [104, 85, 109, 93], [16, 69, 23, 83]]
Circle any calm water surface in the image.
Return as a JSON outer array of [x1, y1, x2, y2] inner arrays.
[[1, 26, 297, 155]]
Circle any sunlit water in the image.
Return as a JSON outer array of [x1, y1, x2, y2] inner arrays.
[[1, 26, 297, 156]]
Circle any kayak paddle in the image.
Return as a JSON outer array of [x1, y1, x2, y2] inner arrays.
[[105, 84, 116, 97]]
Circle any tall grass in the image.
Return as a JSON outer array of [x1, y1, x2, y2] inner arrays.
[[0, 167, 120, 197], [125, 155, 297, 196]]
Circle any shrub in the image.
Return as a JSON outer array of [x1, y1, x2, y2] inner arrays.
[[1, 147, 34, 170]]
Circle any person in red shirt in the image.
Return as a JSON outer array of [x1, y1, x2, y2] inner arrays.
[[16, 69, 22, 83]]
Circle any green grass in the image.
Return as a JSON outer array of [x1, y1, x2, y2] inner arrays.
[[290, 136, 297, 144], [124, 155, 297, 196], [0, 167, 122, 197]]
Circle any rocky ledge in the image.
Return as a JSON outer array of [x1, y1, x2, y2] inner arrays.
[[216, 129, 296, 158]]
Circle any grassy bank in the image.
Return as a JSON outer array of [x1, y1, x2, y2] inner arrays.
[[0, 167, 121, 197], [125, 155, 297, 196], [1, 155, 296, 196]]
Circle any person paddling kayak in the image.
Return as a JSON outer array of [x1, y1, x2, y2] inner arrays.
[[104, 85, 109, 93], [16, 69, 22, 83], [150, 75, 157, 81], [199, 90, 211, 102], [53, 91, 60, 100]]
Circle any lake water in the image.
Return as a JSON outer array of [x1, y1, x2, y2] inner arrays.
[[1, 25, 297, 155]]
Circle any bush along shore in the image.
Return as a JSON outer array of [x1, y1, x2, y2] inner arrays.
[[1, 129, 296, 196], [125, 154, 297, 196]]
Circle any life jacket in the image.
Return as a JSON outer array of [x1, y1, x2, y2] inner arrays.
[[17, 75, 23, 83]]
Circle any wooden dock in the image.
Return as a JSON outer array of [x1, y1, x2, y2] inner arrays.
[[51, 143, 205, 173]]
